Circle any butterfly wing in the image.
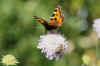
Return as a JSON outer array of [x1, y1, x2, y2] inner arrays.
[[49, 6, 64, 26], [33, 6, 64, 30]]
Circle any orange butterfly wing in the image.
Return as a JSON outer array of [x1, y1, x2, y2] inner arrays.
[[49, 6, 64, 26]]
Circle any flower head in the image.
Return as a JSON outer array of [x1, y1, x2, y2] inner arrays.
[[82, 55, 91, 65], [1, 54, 19, 66], [93, 18, 100, 38], [82, 50, 96, 66], [37, 33, 67, 60]]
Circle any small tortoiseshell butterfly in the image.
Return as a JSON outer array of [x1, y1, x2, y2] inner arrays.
[[33, 6, 64, 30]]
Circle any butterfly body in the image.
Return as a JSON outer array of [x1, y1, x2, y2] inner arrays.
[[33, 6, 64, 30]]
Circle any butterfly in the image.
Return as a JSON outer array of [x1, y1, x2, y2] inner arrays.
[[33, 6, 64, 30]]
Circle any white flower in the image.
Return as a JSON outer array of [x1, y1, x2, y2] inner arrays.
[[37, 33, 67, 60], [1, 54, 19, 66], [93, 18, 100, 38]]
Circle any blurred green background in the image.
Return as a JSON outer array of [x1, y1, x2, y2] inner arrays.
[[0, 0, 99, 66]]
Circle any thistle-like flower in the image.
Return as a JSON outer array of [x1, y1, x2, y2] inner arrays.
[[93, 18, 100, 38], [37, 33, 67, 60], [1, 54, 19, 66]]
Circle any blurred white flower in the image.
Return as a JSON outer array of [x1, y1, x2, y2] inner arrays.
[[93, 18, 100, 38], [37, 33, 67, 60], [1, 54, 19, 66]]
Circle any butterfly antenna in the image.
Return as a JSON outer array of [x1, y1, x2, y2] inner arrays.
[[32, 16, 47, 24]]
